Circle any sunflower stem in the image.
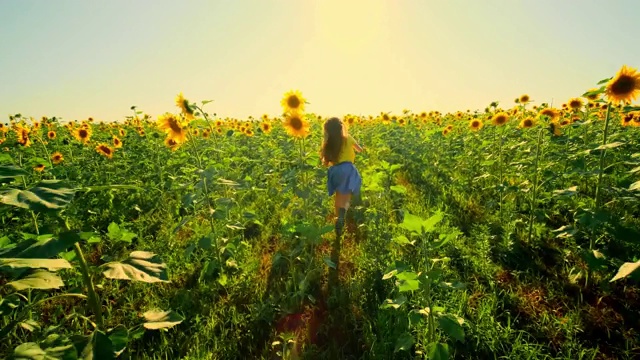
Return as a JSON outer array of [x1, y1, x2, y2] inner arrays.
[[527, 128, 544, 243], [591, 104, 612, 250], [73, 241, 104, 330]]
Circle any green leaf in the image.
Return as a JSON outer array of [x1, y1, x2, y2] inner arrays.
[[201, 100, 214, 105], [553, 186, 578, 197], [107, 325, 128, 357], [1, 180, 76, 212], [80, 330, 114, 360], [630, 180, 640, 191], [426, 342, 450, 360], [13, 334, 77, 360], [437, 314, 465, 342], [102, 251, 169, 283], [399, 211, 444, 235], [380, 295, 407, 309], [397, 278, 420, 292], [1, 232, 81, 260], [596, 78, 612, 85], [0, 258, 71, 271], [8, 270, 65, 290], [106, 223, 120, 241], [392, 235, 413, 245], [394, 332, 414, 352], [390, 185, 407, 194], [142, 310, 184, 330], [323, 256, 336, 269], [594, 141, 625, 151], [0, 165, 28, 180], [610, 260, 640, 282]]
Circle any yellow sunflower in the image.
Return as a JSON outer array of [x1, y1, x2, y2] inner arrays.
[[34, 164, 45, 172], [113, 136, 123, 148], [260, 121, 272, 134], [96, 143, 114, 159], [47, 130, 56, 139], [539, 108, 560, 121], [156, 113, 187, 143], [16, 125, 31, 147], [119, 128, 126, 137], [202, 130, 210, 138], [164, 137, 181, 151], [605, 65, 640, 104], [51, 152, 64, 164], [245, 129, 254, 137], [283, 112, 309, 138], [469, 119, 483, 131], [519, 117, 535, 129], [491, 112, 509, 126], [176, 92, 195, 120], [584, 88, 600, 101], [281, 90, 306, 113], [73, 127, 92, 144], [568, 98, 583, 111], [519, 94, 530, 103]]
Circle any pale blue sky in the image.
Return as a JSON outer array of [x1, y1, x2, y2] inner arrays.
[[1, 0, 638, 122]]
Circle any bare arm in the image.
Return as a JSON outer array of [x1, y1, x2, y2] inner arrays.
[[353, 138, 363, 153]]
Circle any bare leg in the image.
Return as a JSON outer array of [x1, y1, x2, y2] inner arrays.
[[334, 191, 352, 237]]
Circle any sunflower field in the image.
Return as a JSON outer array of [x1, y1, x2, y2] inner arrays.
[[1, 66, 640, 359]]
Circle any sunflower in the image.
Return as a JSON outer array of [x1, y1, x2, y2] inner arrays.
[[281, 90, 306, 113], [34, 164, 45, 172], [164, 137, 181, 151], [568, 98, 583, 111], [539, 108, 560, 121], [73, 127, 92, 144], [283, 111, 309, 138], [191, 128, 200, 137], [202, 130, 210, 138], [381, 113, 391, 124], [261, 114, 269, 121], [347, 116, 355, 126], [245, 129, 254, 137], [51, 152, 64, 164], [469, 119, 483, 131], [398, 117, 406, 126], [519, 117, 535, 128], [96, 143, 114, 159], [605, 65, 640, 104], [47, 130, 56, 139], [119, 128, 126, 137], [519, 94, 530, 103], [584, 88, 600, 101], [216, 127, 223, 134], [549, 122, 562, 136], [621, 113, 634, 127], [491, 112, 509, 126], [16, 125, 31, 147], [215, 120, 223, 127], [442, 128, 450, 136], [113, 136, 123, 148], [138, 129, 146, 137], [176, 92, 195, 120], [157, 113, 187, 143], [260, 121, 272, 133]]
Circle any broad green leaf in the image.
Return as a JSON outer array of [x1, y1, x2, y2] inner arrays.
[[0, 165, 28, 180], [106, 223, 120, 241], [13, 334, 77, 360], [80, 330, 114, 360], [0, 232, 81, 259], [594, 141, 624, 151], [630, 180, 640, 191], [19, 319, 41, 333], [392, 235, 413, 245], [1, 180, 76, 212], [102, 251, 168, 283], [553, 186, 578, 197], [0, 258, 71, 271], [380, 295, 407, 309], [610, 260, 640, 282], [394, 332, 414, 352], [142, 310, 184, 330], [107, 325, 128, 357], [426, 342, 450, 360], [397, 278, 420, 292], [382, 269, 397, 280], [437, 314, 465, 342], [8, 270, 64, 290], [399, 212, 424, 234]]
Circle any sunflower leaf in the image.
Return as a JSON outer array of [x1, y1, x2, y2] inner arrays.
[[142, 310, 184, 330], [8, 270, 65, 290], [102, 251, 169, 283], [0, 258, 71, 271], [0, 165, 28, 180], [0, 180, 76, 213], [610, 260, 640, 282]]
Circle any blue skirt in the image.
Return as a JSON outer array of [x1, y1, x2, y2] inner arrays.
[[327, 162, 362, 196]]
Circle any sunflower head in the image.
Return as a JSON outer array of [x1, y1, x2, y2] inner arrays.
[[260, 121, 272, 133], [74, 127, 92, 144], [519, 117, 535, 129], [157, 113, 187, 143], [469, 119, 483, 131], [113, 136, 123, 148], [47, 130, 56, 139], [164, 137, 181, 151], [539, 108, 559, 121], [492, 112, 509, 126], [281, 90, 306, 114], [176, 92, 195, 120], [568, 98, 583, 111], [283, 112, 309, 138], [519, 94, 530, 103], [96, 143, 114, 159], [606, 65, 640, 104], [51, 152, 64, 164], [202, 130, 210, 138], [34, 164, 45, 172]]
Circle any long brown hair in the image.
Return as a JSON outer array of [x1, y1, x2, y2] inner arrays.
[[321, 117, 345, 165]]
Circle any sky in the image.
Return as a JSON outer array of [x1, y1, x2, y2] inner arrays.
[[1, 0, 639, 122]]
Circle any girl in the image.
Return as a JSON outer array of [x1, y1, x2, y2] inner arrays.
[[321, 117, 363, 237]]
